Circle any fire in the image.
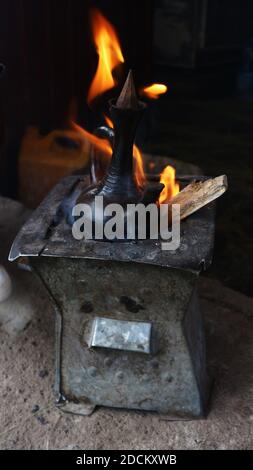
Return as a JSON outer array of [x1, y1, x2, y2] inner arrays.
[[133, 145, 145, 189], [159, 165, 180, 204], [104, 115, 113, 128], [71, 122, 112, 157], [141, 83, 167, 100], [87, 9, 124, 105], [103, 115, 145, 189], [73, 9, 144, 189]]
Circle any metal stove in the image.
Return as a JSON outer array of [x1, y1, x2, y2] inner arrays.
[[9, 72, 215, 419]]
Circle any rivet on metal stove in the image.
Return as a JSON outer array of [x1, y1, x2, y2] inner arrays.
[[88, 366, 98, 377], [141, 374, 149, 382], [162, 372, 173, 383], [150, 359, 159, 369], [104, 357, 113, 367]]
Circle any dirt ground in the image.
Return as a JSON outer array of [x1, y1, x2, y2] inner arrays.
[[0, 197, 253, 450]]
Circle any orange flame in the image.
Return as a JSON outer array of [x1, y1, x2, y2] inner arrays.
[[141, 83, 167, 100], [133, 144, 145, 189], [87, 9, 124, 105], [159, 165, 180, 204], [104, 114, 113, 128]]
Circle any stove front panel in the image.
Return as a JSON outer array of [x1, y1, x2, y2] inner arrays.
[[33, 257, 208, 418]]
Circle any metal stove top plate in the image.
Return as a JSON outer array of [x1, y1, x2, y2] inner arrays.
[[9, 175, 215, 273]]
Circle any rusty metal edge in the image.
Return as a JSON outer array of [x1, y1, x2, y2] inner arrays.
[[9, 175, 215, 274]]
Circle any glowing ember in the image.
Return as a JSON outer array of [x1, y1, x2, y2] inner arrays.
[[159, 165, 180, 204], [141, 83, 167, 100], [87, 9, 124, 105]]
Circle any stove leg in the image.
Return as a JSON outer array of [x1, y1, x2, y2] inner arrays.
[[57, 401, 96, 417]]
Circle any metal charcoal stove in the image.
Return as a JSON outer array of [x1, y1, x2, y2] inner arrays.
[[9, 72, 215, 419]]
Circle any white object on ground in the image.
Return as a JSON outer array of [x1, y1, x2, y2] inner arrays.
[[0, 265, 12, 302]]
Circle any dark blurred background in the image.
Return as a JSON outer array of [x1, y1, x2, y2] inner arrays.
[[0, 0, 253, 296]]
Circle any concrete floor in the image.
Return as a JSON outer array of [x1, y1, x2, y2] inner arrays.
[[0, 197, 253, 450]]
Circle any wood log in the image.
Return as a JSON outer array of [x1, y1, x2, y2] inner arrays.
[[169, 175, 228, 220]]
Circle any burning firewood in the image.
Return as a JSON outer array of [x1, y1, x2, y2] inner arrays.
[[169, 175, 228, 220]]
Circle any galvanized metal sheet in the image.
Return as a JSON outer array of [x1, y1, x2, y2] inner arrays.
[[90, 317, 152, 354], [32, 257, 208, 417], [9, 174, 215, 273]]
